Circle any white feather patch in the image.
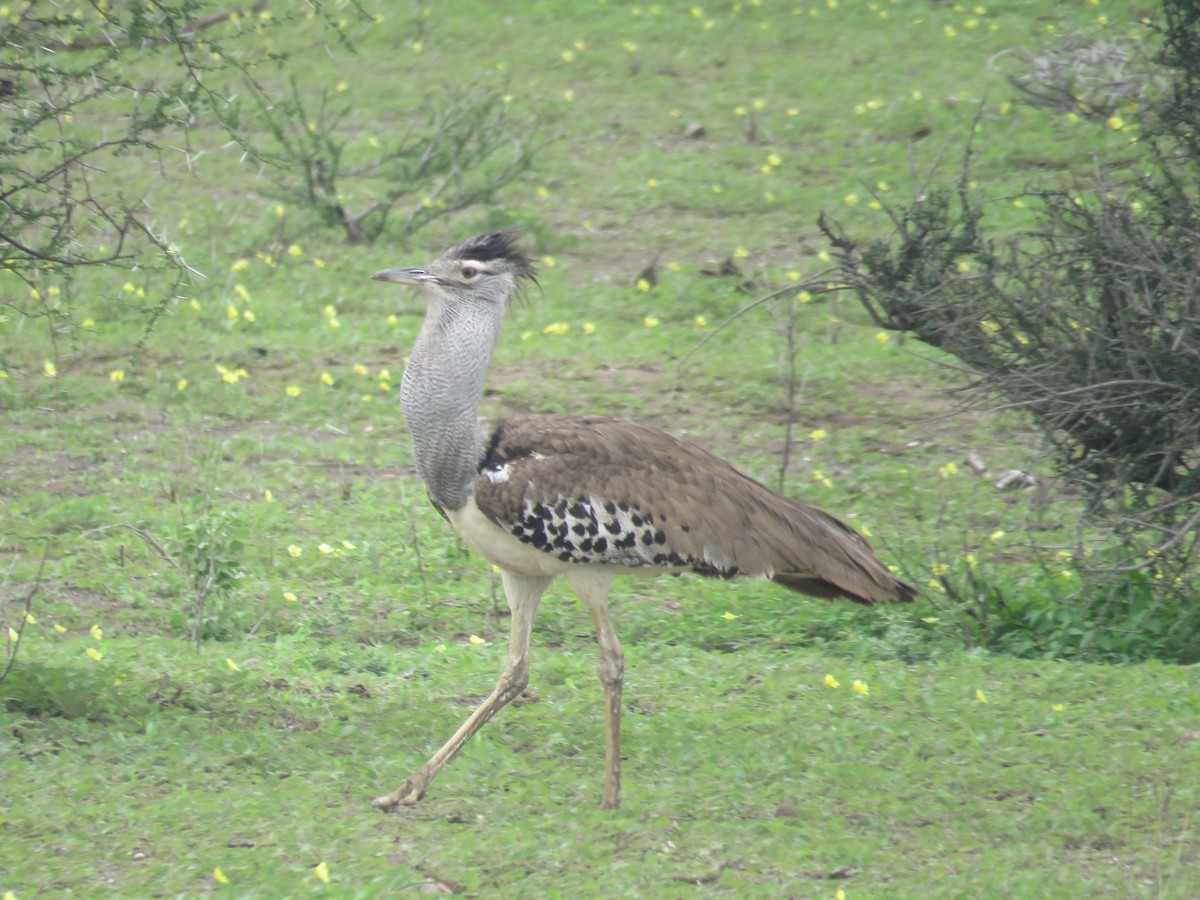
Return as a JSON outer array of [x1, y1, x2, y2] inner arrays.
[[483, 464, 511, 484]]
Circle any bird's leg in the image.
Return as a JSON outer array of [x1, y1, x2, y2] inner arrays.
[[373, 572, 551, 811], [567, 570, 624, 810]]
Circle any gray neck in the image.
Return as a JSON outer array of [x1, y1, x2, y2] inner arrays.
[[400, 297, 502, 512]]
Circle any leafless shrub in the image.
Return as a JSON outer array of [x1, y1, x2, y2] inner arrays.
[[0, 2, 366, 368], [815, 0, 1200, 658], [820, 142, 1200, 575], [1000, 31, 1166, 120], [244, 79, 557, 245]]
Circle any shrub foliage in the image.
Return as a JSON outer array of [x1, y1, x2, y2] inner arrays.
[[820, 0, 1200, 660]]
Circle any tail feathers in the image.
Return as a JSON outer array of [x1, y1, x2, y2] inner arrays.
[[772, 570, 918, 606]]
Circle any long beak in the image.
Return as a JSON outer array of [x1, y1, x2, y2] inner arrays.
[[371, 267, 441, 285]]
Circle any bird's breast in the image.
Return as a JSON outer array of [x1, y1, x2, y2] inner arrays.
[[447, 499, 574, 577]]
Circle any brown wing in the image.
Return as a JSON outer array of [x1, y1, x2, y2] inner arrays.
[[471, 415, 916, 605]]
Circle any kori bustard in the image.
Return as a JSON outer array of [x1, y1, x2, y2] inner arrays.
[[371, 231, 915, 811]]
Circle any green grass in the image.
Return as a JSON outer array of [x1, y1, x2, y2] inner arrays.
[[3, 0, 1199, 896], [3, 636, 1198, 896]]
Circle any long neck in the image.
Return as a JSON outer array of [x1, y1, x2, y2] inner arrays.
[[401, 297, 503, 512]]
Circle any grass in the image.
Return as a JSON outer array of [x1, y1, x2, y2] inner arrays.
[[3, 638, 1198, 896], [3, 0, 1199, 896]]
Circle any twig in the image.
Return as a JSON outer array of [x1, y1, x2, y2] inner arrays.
[[45, 1, 270, 50], [183, 1, 270, 35], [1089, 505, 1200, 574], [672, 269, 842, 389], [0, 549, 49, 684], [80, 523, 178, 568]]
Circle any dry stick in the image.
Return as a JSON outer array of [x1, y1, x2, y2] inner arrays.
[[183, 1, 270, 35], [0, 550, 49, 684], [672, 270, 842, 387], [1090, 505, 1200, 574], [777, 297, 809, 494], [404, 491, 430, 608], [47, 1, 270, 50], [674, 273, 843, 492], [80, 523, 178, 568]]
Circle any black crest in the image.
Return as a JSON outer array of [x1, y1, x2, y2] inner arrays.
[[449, 231, 538, 284]]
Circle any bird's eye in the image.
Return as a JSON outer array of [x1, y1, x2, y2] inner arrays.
[[460, 265, 479, 280]]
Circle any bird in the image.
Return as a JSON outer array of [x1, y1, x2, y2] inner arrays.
[[370, 231, 916, 811]]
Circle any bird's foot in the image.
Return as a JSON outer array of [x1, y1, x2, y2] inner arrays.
[[372, 777, 426, 812]]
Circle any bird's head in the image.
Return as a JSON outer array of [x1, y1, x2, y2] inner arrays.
[[371, 231, 538, 309]]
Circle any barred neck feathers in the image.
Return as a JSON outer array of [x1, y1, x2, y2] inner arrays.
[[400, 298, 500, 512], [374, 232, 538, 513]]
